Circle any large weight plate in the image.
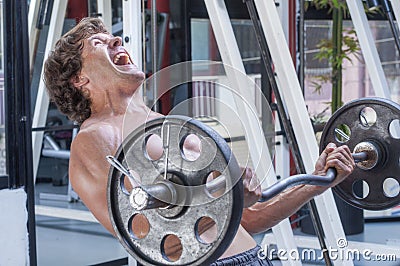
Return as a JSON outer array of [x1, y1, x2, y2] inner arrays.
[[107, 116, 243, 265], [320, 97, 400, 210]]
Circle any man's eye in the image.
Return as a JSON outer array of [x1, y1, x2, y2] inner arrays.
[[93, 40, 103, 46]]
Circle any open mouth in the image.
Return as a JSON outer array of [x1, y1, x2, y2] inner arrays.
[[113, 52, 132, 66]]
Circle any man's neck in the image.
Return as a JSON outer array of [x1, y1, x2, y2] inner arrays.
[[90, 88, 144, 116]]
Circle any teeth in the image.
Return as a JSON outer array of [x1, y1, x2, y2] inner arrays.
[[113, 53, 131, 65], [113, 54, 121, 64]]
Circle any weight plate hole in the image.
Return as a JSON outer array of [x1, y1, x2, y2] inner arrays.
[[128, 214, 150, 240], [334, 124, 351, 143], [352, 180, 369, 199], [195, 216, 218, 244], [145, 134, 164, 161], [161, 234, 183, 262], [383, 178, 400, 198], [359, 107, 377, 128], [205, 171, 226, 198], [120, 170, 141, 195], [389, 119, 400, 139], [180, 134, 202, 161]]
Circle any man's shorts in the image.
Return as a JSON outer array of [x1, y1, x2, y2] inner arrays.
[[210, 245, 272, 266]]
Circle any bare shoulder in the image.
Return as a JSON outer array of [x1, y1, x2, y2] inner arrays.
[[69, 122, 122, 177], [72, 124, 115, 153]]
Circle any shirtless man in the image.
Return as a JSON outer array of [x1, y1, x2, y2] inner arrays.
[[43, 17, 354, 265]]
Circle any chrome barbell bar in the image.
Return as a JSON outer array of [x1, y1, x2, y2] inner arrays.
[[107, 142, 375, 211]]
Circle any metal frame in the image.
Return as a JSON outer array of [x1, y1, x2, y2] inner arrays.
[[31, 0, 68, 181], [122, 2, 143, 264], [205, 0, 362, 265], [150, 0, 158, 111], [347, 0, 400, 218], [244, 4, 335, 261], [38, 127, 79, 202], [123, 0, 144, 102], [30, 2, 143, 264], [30, 0, 83, 226], [253, 2, 352, 266], [346, 0, 391, 98], [203, 1, 300, 265], [3, 1, 37, 264], [203, 0, 273, 186], [272, 133, 302, 266], [28, 0, 41, 67], [255, 1, 400, 264], [97, 0, 112, 31], [123, 0, 143, 73]]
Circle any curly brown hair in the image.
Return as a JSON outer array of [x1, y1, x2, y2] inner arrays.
[[43, 17, 109, 124]]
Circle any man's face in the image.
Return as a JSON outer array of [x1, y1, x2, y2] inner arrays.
[[79, 33, 145, 91]]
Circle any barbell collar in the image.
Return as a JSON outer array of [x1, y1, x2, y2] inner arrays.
[[353, 141, 380, 170], [130, 181, 178, 210]]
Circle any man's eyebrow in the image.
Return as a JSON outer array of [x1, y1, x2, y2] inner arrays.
[[88, 34, 108, 41], [88, 36, 99, 40]]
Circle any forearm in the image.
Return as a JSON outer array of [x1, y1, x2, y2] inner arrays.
[[241, 183, 325, 234], [241, 143, 354, 234]]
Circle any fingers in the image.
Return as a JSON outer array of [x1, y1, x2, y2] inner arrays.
[[322, 143, 337, 156], [241, 167, 262, 208], [324, 145, 355, 174], [315, 143, 336, 171], [242, 167, 260, 191], [326, 145, 354, 166], [333, 145, 353, 163], [325, 157, 353, 173]]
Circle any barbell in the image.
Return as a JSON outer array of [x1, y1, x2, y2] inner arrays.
[[106, 97, 400, 265]]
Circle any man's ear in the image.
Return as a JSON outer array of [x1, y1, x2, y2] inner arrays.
[[71, 75, 89, 87]]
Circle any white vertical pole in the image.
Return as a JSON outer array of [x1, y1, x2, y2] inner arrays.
[[264, 118, 295, 266], [273, 0, 291, 201], [97, 0, 112, 31], [253, 0, 318, 171], [254, 1, 351, 265], [204, 1, 300, 265], [346, 0, 391, 98], [123, 0, 143, 98], [32, 0, 68, 181], [28, 0, 40, 39], [123, 0, 142, 72], [275, 0, 289, 41], [28, 0, 41, 67], [204, 0, 272, 184]]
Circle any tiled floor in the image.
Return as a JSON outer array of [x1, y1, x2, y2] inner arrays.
[[34, 182, 400, 266]]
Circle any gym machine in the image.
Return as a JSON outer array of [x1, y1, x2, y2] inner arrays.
[[106, 97, 400, 265]]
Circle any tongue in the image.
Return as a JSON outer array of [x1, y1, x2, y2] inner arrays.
[[116, 57, 127, 65]]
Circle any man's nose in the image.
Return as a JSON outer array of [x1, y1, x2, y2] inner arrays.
[[109, 36, 122, 48]]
